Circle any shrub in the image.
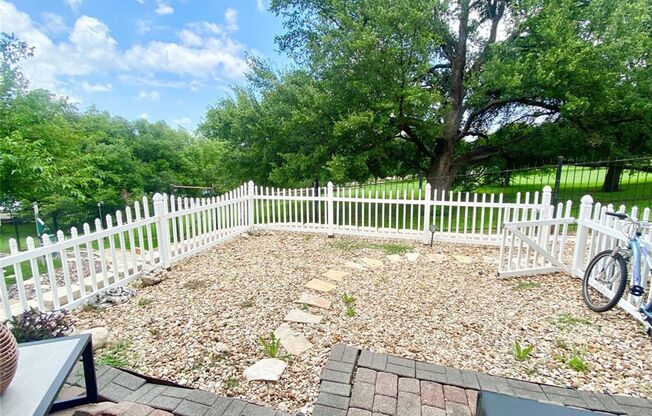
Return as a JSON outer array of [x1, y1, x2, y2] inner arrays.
[[7, 308, 73, 342]]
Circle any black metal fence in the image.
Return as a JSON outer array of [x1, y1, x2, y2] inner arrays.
[[338, 156, 652, 208]]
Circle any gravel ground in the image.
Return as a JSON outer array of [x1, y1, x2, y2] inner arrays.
[[74, 231, 652, 414]]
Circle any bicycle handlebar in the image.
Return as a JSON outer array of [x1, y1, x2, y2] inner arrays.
[[606, 212, 629, 220]]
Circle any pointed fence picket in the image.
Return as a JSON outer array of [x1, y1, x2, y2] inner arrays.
[[3, 180, 650, 324]]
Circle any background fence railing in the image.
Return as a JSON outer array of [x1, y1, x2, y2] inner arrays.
[[2, 179, 652, 325]]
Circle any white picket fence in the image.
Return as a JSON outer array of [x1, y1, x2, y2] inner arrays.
[[1, 181, 650, 323]]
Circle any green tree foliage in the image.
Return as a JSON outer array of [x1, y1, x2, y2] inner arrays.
[[201, 0, 651, 190], [0, 33, 226, 217]]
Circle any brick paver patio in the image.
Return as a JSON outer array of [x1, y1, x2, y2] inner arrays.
[[60, 364, 290, 416], [313, 344, 652, 416]]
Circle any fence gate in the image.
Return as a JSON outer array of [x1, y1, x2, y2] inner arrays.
[[498, 202, 575, 277]]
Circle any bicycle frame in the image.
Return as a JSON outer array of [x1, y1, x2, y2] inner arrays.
[[625, 236, 652, 319]]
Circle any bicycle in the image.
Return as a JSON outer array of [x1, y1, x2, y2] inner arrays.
[[582, 212, 652, 337]]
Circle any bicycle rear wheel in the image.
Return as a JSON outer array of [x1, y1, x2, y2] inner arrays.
[[582, 249, 628, 312]]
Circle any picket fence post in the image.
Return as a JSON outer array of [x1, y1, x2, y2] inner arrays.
[[153, 193, 171, 268], [571, 194, 593, 276], [422, 183, 432, 244], [247, 181, 256, 229], [327, 181, 334, 237]]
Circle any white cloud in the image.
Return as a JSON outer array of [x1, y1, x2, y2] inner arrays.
[[155, 1, 174, 15], [41, 12, 67, 34], [256, 0, 266, 13], [0, 0, 248, 94], [65, 0, 83, 12], [138, 90, 160, 101], [179, 29, 202, 47], [173, 117, 192, 127], [224, 8, 238, 31], [81, 81, 112, 93], [135, 19, 151, 34], [139, 112, 149, 119]]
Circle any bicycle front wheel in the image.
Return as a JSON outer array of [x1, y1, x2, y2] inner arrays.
[[582, 250, 628, 312]]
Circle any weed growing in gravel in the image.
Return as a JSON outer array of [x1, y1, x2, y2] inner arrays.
[[342, 292, 356, 306], [97, 339, 133, 368], [329, 239, 411, 254], [376, 242, 411, 254], [556, 313, 592, 329], [345, 306, 356, 317], [137, 297, 153, 307], [554, 348, 588, 372], [225, 377, 239, 389], [183, 279, 206, 290], [514, 281, 540, 290], [300, 303, 309, 311], [513, 341, 534, 361], [240, 300, 254, 308], [259, 333, 283, 358]]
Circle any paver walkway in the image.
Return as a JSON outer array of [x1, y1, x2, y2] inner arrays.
[[313, 344, 652, 416], [61, 364, 290, 416]]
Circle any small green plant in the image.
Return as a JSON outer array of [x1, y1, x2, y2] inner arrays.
[[514, 280, 540, 290], [259, 333, 282, 358], [556, 313, 592, 329], [224, 377, 239, 389], [240, 300, 254, 308], [137, 297, 153, 307], [555, 340, 571, 351], [7, 308, 74, 342], [300, 303, 309, 311], [375, 242, 411, 255], [342, 292, 356, 306], [567, 351, 588, 372], [513, 341, 534, 361], [345, 306, 356, 317], [97, 339, 133, 368]]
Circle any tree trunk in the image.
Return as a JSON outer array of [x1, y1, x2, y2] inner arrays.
[[602, 164, 624, 192], [427, 151, 457, 192]]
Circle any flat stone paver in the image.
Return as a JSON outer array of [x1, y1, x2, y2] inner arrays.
[[324, 269, 350, 281], [273, 324, 314, 355], [405, 252, 420, 262], [305, 278, 336, 292], [360, 257, 383, 268], [284, 309, 323, 324], [345, 261, 366, 270], [243, 358, 287, 381], [427, 253, 448, 262], [386, 254, 403, 263], [453, 255, 473, 264], [295, 293, 332, 309]]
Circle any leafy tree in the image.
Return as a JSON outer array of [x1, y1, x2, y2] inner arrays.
[[241, 0, 651, 190]]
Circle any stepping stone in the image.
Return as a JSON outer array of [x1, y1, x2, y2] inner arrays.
[[295, 293, 331, 309], [273, 323, 295, 340], [284, 309, 323, 324], [360, 257, 383, 268], [405, 252, 420, 262], [386, 254, 403, 263], [483, 255, 498, 264], [427, 253, 448, 262], [345, 261, 366, 270], [454, 254, 474, 264], [305, 279, 336, 293], [244, 358, 287, 381], [273, 324, 313, 355], [324, 269, 349, 282]]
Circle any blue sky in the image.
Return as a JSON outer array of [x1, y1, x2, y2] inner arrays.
[[0, 0, 288, 129]]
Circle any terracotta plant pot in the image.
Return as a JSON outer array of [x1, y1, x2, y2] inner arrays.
[[0, 323, 19, 394]]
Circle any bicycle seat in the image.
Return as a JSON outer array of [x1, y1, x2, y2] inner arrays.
[[606, 212, 628, 220]]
